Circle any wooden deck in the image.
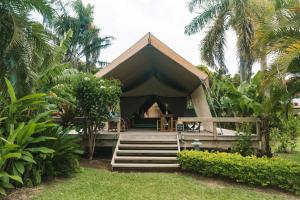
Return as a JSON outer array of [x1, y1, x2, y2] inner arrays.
[[75, 117, 263, 153]]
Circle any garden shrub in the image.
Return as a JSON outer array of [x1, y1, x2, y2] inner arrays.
[[43, 127, 83, 177], [270, 117, 300, 152], [75, 75, 121, 160], [178, 150, 300, 194], [232, 124, 254, 156], [23, 164, 42, 187]]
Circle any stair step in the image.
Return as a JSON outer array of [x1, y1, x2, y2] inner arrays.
[[118, 144, 178, 150], [116, 150, 178, 156], [120, 139, 177, 144], [120, 134, 176, 138], [115, 156, 177, 163], [112, 163, 179, 170]]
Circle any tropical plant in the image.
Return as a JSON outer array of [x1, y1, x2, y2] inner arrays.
[[0, 0, 54, 97], [0, 136, 23, 195], [75, 75, 121, 160], [270, 117, 300, 153], [254, 0, 300, 72], [0, 78, 59, 195], [207, 69, 263, 118], [34, 30, 82, 127], [204, 67, 288, 156], [255, 1, 300, 116], [232, 124, 254, 156], [34, 30, 74, 93], [43, 127, 83, 177]]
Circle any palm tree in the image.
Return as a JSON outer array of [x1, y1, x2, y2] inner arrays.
[[255, 2, 300, 73], [0, 0, 54, 96], [53, 0, 114, 72], [185, 0, 264, 81], [256, 2, 300, 117]]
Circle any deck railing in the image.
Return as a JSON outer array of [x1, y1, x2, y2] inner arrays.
[[177, 117, 261, 139]]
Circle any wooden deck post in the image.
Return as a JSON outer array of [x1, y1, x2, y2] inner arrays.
[[117, 118, 121, 133], [256, 121, 261, 138], [213, 122, 217, 139]]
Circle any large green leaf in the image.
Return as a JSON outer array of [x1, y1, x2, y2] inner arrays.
[[29, 136, 57, 143], [8, 175, 23, 184], [29, 111, 53, 123], [0, 172, 10, 179], [74, 149, 84, 155], [13, 161, 25, 175], [1, 182, 14, 189], [0, 117, 7, 123], [18, 93, 46, 101], [4, 78, 16, 103], [27, 147, 55, 154], [2, 143, 19, 149], [21, 154, 36, 164], [7, 123, 24, 143], [0, 187, 6, 195], [2, 153, 21, 161]]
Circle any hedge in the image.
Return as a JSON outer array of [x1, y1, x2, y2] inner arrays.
[[178, 151, 300, 194]]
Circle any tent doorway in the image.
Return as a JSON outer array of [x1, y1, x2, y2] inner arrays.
[[144, 102, 162, 118]]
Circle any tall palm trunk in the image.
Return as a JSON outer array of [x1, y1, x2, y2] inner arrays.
[[239, 57, 247, 82], [260, 53, 267, 71], [85, 51, 91, 72]]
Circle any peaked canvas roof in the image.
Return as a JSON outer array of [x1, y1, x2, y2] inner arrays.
[[96, 33, 209, 97]]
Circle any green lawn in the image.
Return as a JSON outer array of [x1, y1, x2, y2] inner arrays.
[[32, 168, 296, 200]]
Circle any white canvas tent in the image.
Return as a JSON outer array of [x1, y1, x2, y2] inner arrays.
[[96, 33, 213, 131]]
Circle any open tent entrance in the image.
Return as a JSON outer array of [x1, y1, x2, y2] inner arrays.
[[136, 100, 164, 129], [132, 95, 182, 129], [144, 102, 162, 118]]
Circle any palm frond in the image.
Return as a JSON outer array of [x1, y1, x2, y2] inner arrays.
[[273, 0, 300, 10], [185, 0, 230, 35], [200, 12, 228, 70], [233, 0, 256, 80], [187, 0, 224, 12]]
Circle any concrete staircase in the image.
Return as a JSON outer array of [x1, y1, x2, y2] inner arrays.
[[111, 132, 180, 171]]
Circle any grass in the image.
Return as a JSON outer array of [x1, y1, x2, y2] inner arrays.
[[32, 168, 297, 200]]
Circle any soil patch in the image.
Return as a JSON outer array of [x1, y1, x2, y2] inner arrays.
[[3, 185, 44, 200], [80, 158, 111, 170]]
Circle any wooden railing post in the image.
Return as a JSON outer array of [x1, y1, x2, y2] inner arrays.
[[213, 122, 217, 139], [256, 121, 261, 138], [117, 118, 121, 133]]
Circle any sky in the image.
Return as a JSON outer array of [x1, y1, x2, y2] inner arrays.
[[82, 0, 260, 75]]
